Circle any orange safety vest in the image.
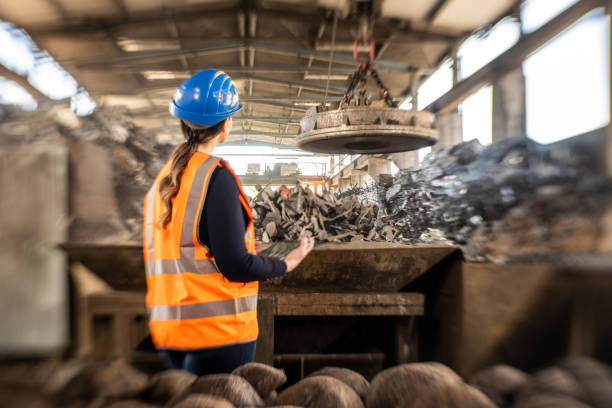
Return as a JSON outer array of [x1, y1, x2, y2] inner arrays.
[[143, 152, 258, 350]]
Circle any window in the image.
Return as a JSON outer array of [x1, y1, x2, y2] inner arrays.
[[399, 97, 413, 110], [455, 19, 520, 145], [458, 18, 521, 79], [523, 9, 609, 143], [28, 53, 78, 100], [417, 59, 453, 110], [461, 86, 492, 145], [0, 78, 37, 111], [0, 21, 96, 115], [418, 147, 431, 163], [0, 22, 34, 75], [521, 0, 579, 34]]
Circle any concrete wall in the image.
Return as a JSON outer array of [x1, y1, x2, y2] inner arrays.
[[350, 169, 367, 189], [413, 259, 612, 376], [493, 67, 526, 143], [434, 109, 462, 150], [367, 158, 391, 179], [69, 141, 131, 243], [392, 151, 419, 169], [0, 145, 69, 356]]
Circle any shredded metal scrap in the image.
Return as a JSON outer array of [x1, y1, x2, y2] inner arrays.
[[2, 105, 608, 260], [251, 184, 400, 243], [256, 134, 611, 260], [379, 135, 608, 245]]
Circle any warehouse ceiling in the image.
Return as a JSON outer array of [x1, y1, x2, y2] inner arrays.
[[0, 0, 518, 145]]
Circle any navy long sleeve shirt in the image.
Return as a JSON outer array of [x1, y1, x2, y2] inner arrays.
[[197, 165, 286, 282]]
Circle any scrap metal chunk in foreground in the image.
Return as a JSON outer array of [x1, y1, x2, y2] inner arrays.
[[297, 107, 439, 154]]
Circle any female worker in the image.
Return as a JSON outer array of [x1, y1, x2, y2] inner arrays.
[[143, 69, 314, 375]]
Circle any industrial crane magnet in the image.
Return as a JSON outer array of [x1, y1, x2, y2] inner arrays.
[[297, 106, 439, 154]]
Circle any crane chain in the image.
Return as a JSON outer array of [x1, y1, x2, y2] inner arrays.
[[341, 40, 397, 108]]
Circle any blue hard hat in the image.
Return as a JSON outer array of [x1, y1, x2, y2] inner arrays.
[[169, 69, 242, 127]]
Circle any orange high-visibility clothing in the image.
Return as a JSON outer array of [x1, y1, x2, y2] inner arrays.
[[143, 153, 258, 350]]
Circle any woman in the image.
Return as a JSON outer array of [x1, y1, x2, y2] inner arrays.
[[143, 69, 314, 375]]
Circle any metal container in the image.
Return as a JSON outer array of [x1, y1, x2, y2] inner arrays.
[[62, 242, 460, 292]]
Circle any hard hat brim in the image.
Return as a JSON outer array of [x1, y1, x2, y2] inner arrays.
[[169, 101, 242, 127]]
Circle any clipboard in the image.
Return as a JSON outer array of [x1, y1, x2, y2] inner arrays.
[[257, 241, 301, 260]]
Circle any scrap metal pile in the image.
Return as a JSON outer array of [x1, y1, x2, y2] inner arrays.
[[378, 134, 612, 260], [251, 184, 393, 243], [380, 136, 589, 244], [2, 105, 609, 260], [254, 133, 612, 261]]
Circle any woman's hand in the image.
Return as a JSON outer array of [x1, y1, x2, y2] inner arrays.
[[284, 237, 315, 273]]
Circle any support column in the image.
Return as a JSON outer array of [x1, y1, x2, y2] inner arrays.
[[367, 157, 391, 179], [339, 177, 351, 192], [254, 294, 275, 365], [608, 1, 612, 176], [434, 109, 462, 150], [0, 145, 69, 354], [392, 151, 419, 170], [608, 127, 612, 180], [493, 67, 526, 142], [350, 169, 366, 188]]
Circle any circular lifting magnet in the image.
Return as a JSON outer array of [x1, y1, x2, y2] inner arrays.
[[297, 107, 439, 154]]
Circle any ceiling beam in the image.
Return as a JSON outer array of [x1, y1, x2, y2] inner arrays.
[[248, 12, 256, 96], [218, 152, 310, 157], [143, 127, 297, 142], [425, 0, 450, 24], [230, 130, 297, 137], [129, 106, 303, 121], [0, 65, 53, 105], [137, 112, 300, 128], [244, 75, 346, 94], [116, 98, 311, 112], [165, 14, 191, 74], [236, 115, 302, 122], [70, 42, 246, 68], [65, 28, 455, 44], [109, 0, 129, 20], [29, 3, 245, 36], [67, 40, 420, 73], [46, 0, 71, 22], [235, 119, 300, 127], [28, 5, 460, 45], [99, 75, 347, 96], [244, 100, 310, 111], [245, 95, 342, 102], [28, 4, 326, 36], [426, 0, 605, 114], [83, 65, 363, 75], [251, 41, 420, 72], [238, 11, 246, 67], [399, 0, 523, 98], [221, 140, 299, 148]]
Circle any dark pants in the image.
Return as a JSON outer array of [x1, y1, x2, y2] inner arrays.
[[161, 341, 256, 376]]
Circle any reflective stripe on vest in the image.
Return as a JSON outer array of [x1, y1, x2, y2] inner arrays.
[[144, 153, 259, 350], [148, 294, 258, 321]]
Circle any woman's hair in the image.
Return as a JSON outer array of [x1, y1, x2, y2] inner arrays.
[[157, 118, 227, 228]]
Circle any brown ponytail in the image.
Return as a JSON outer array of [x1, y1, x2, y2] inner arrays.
[[157, 119, 227, 228]]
